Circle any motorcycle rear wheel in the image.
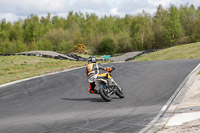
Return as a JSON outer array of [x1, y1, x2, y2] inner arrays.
[[99, 87, 112, 102]]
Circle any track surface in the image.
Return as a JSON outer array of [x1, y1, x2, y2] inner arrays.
[[0, 59, 199, 133], [111, 52, 142, 62]]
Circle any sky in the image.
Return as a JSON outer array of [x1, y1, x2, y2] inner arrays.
[[0, 0, 200, 22]]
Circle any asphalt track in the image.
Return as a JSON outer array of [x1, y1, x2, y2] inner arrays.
[[0, 59, 200, 133]]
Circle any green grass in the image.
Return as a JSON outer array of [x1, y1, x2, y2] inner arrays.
[[0, 56, 90, 85], [198, 71, 200, 75], [134, 42, 200, 61]]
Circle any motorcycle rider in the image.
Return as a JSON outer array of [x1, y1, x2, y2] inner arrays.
[[86, 56, 114, 94]]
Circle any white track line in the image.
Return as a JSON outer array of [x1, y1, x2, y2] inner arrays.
[[0, 66, 85, 89], [138, 63, 200, 133]]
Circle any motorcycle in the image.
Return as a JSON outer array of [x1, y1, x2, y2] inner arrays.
[[93, 68, 125, 102]]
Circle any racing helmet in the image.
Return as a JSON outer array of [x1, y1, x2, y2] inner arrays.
[[88, 56, 96, 63]]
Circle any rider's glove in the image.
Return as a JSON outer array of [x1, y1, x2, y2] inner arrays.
[[112, 66, 115, 71]]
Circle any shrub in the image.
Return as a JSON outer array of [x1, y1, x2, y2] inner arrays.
[[97, 37, 116, 55]]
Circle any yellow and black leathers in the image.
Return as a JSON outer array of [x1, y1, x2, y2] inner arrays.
[[86, 63, 113, 93]]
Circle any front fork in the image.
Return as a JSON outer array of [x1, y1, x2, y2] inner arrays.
[[104, 80, 118, 96], [112, 80, 122, 91]]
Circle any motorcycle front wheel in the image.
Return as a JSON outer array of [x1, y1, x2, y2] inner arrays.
[[115, 85, 125, 98], [99, 87, 112, 102]]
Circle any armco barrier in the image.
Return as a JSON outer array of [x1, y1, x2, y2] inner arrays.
[[58, 55, 70, 60], [0, 52, 113, 62], [66, 54, 88, 61]]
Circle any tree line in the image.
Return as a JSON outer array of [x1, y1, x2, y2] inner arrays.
[[0, 4, 200, 55]]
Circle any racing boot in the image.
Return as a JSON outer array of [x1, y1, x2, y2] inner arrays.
[[89, 88, 99, 94]]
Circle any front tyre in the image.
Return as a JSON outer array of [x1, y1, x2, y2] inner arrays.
[[115, 86, 125, 98], [99, 87, 112, 102]]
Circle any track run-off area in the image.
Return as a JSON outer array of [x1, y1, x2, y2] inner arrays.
[[0, 59, 200, 133]]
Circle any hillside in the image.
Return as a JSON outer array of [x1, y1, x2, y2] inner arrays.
[[134, 42, 200, 61], [0, 56, 88, 85]]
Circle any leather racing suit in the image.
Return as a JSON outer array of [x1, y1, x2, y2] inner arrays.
[[86, 63, 112, 94]]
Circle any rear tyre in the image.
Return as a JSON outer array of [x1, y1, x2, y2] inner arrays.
[[115, 86, 125, 98], [99, 87, 112, 102]]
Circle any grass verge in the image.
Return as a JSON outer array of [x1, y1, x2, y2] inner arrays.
[[0, 56, 90, 85], [134, 42, 200, 61]]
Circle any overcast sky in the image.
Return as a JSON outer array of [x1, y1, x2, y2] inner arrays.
[[0, 0, 200, 22]]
